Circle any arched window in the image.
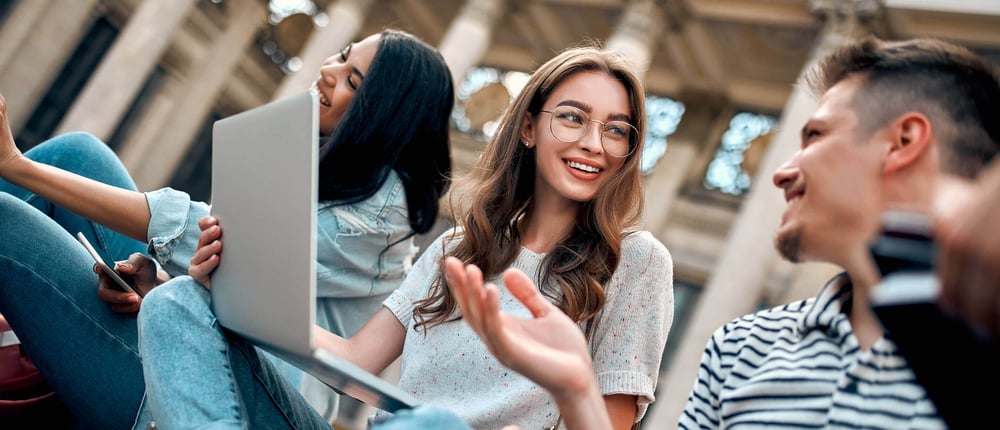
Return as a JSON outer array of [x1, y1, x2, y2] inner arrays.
[[259, 0, 328, 74], [703, 111, 776, 195], [452, 66, 530, 140], [641, 95, 685, 175]]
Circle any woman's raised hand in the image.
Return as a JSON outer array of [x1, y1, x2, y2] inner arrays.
[[0, 94, 25, 179], [444, 256, 596, 401], [189, 216, 223, 288]]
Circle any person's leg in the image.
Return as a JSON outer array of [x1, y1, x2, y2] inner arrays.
[[372, 405, 471, 430], [0, 132, 146, 262], [138, 277, 331, 430], [0, 193, 146, 428]]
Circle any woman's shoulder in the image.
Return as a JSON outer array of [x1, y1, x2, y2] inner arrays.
[[418, 227, 465, 258], [620, 230, 671, 265]]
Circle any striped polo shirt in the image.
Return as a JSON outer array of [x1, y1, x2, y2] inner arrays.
[[679, 274, 945, 429]]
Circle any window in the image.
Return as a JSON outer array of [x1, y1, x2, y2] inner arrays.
[[659, 279, 701, 371], [452, 66, 530, 140], [15, 17, 118, 151], [703, 112, 776, 195], [257, 0, 327, 74], [169, 112, 221, 203], [0, 1, 16, 27], [107, 67, 166, 150], [641, 95, 685, 175]]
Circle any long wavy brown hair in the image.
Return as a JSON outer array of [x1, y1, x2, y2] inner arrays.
[[413, 45, 647, 331]]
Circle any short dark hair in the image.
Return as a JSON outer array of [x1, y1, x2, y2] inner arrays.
[[806, 37, 1000, 178], [317, 29, 454, 234]]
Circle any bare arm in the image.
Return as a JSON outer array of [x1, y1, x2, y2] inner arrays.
[[0, 95, 151, 242], [314, 308, 406, 376]]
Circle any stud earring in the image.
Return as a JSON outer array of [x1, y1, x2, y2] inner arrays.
[[522, 140, 532, 148]]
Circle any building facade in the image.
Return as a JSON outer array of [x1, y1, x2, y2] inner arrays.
[[1, 0, 998, 427]]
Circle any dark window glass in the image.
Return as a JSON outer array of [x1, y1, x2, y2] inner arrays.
[[15, 16, 118, 150]]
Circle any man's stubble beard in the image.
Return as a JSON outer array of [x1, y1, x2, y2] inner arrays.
[[775, 225, 802, 263]]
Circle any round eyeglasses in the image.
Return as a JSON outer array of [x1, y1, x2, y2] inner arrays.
[[539, 105, 638, 158]]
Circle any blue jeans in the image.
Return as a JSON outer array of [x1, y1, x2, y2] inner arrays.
[[138, 277, 472, 430], [138, 276, 333, 429], [0, 132, 150, 428]]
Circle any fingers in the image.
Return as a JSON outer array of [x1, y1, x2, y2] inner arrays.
[[502, 268, 552, 318], [462, 263, 487, 324], [188, 248, 220, 288], [478, 282, 507, 349], [95, 264, 141, 314], [196, 220, 221, 249], [115, 253, 152, 277], [198, 215, 217, 232], [191, 218, 223, 267], [445, 257, 487, 335], [191, 217, 222, 286]]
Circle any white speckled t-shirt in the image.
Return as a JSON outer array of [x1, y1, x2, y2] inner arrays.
[[379, 229, 674, 429]]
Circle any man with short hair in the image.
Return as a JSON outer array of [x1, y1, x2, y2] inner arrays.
[[679, 37, 1000, 429]]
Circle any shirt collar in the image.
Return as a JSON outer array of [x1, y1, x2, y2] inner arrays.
[[797, 272, 855, 338]]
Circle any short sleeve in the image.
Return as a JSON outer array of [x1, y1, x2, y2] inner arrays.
[[144, 187, 211, 277], [382, 229, 458, 329], [589, 231, 674, 422]]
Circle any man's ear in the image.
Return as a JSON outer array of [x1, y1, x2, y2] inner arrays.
[[883, 112, 933, 175], [519, 112, 536, 147]]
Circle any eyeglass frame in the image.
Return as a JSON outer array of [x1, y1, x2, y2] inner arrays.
[[538, 106, 639, 158]]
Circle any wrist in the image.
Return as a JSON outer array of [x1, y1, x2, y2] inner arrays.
[[0, 153, 29, 182], [552, 374, 611, 430]]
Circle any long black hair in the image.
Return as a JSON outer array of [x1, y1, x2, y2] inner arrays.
[[316, 29, 454, 234]]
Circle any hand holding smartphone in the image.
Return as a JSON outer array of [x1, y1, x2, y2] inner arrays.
[[76, 232, 143, 297]]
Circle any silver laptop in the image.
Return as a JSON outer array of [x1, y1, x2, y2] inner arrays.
[[209, 91, 418, 412]]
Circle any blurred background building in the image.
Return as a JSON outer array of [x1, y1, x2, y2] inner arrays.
[[1, 0, 997, 428]]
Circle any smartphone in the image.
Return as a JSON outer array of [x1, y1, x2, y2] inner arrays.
[[869, 211, 996, 428], [76, 232, 143, 297]]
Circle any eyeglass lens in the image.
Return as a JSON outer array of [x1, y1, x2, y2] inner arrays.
[[547, 106, 635, 157]]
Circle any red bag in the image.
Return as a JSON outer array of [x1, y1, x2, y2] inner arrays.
[[0, 313, 74, 426]]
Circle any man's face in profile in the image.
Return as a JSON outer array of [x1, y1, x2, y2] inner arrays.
[[772, 78, 888, 265]]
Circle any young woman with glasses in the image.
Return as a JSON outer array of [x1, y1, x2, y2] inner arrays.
[[0, 29, 453, 429], [139, 44, 674, 430]]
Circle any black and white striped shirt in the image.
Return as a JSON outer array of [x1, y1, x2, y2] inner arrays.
[[679, 274, 945, 429]]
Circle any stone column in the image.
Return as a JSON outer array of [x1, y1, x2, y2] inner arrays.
[[645, 0, 882, 425], [641, 99, 717, 237], [273, 0, 375, 101], [438, 0, 506, 86], [125, 0, 266, 190], [54, 0, 199, 140], [0, 0, 100, 132], [0, 0, 52, 75], [604, 0, 665, 80], [604, 0, 696, 237]]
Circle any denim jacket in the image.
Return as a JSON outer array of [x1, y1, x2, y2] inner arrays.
[[143, 169, 417, 300], [141, 172, 417, 424]]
